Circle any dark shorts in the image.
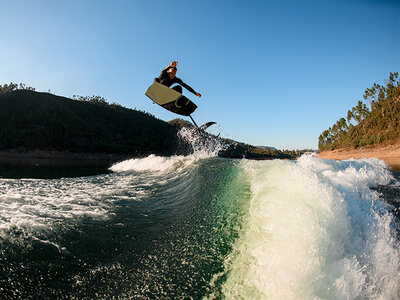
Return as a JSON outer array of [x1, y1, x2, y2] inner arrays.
[[171, 85, 183, 94]]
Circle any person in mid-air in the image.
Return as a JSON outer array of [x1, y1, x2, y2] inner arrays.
[[154, 61, 202, 98]]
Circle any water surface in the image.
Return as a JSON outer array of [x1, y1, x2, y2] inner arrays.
[[1, 150, 399, 299]]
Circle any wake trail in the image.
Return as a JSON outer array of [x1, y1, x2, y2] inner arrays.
[[110, 126, 227, 174], [219, 155, 399, 299]]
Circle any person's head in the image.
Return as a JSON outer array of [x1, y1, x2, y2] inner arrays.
[[168, 67, 177, 79]]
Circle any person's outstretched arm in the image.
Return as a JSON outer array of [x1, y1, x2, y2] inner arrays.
[[175, 78, 201, 97]]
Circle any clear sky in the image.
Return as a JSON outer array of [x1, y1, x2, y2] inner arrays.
[[1, 0, 399, 150]]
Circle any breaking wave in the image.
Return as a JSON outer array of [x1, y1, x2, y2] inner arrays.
[[219, 155, 399, 299]]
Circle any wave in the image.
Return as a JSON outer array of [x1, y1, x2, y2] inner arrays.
[[1, 147, 399, 298], [109, 126, 225, 174], [219, 155, 399, 299], [109, 153, 202, 173], [0, 126, 222, 249]]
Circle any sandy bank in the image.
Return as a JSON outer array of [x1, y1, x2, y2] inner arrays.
[[318, 143, 400, 171]]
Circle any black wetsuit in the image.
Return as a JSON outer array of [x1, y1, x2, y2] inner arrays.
[[155, 65, 197, 95]]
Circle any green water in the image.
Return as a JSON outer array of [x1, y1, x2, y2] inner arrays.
[[0, 155, 399, 299], [0, 157, 250, 299]]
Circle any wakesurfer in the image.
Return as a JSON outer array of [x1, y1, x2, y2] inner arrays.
[[154, 61, 202, 98]]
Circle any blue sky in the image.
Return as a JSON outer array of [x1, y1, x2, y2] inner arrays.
[[1, 0, 399, 149]]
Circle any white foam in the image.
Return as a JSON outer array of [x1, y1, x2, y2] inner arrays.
[[221, 155, 399, 299], [2, 128, 225, 242], [0, 171, 160, 242], [1, 145, 210, 244], [177, 126, 226, 157], [110, 126, 225, 174], [109, 154, 198, 173], [0, 178, 111, 238]]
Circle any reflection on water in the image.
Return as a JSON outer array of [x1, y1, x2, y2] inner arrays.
[[0, 164, 111, 179]]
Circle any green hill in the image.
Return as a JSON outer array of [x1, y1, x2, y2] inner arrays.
[[0, 89, 179, 156], [318, 72, 400, 151]]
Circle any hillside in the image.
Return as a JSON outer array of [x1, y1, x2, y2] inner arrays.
[[0, 90, 179, 157], [318, 72, 400, 151], [0, 88, 299, 164]]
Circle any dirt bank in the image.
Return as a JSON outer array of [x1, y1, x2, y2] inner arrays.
[[318, 143, 400, 171]]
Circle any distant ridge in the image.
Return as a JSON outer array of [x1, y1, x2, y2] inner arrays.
[[256, 146, 278, 151]]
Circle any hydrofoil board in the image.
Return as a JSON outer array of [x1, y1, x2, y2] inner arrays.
[[145, 82, 197, 116]]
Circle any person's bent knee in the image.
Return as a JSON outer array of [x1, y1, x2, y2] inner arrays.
[[172, 85, 183, 94]]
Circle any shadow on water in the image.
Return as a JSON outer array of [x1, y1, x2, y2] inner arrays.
[[0, 164, 111, 179], [372, 171, 400, 236]]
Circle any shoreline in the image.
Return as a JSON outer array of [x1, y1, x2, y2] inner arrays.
[[0, 150, 289, 167], [5, 146, 398, 170], [318, 143, 400, 171], [0, 150, 132, 167]]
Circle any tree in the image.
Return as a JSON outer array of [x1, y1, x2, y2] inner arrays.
[[0, 82, 36, 95], [318, 72, 400, 151]]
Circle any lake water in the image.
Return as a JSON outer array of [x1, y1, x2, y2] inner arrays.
[[1, 132, 399, 299]]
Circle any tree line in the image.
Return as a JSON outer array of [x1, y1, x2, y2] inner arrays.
[[318, 72, 400, 151], [0, 82, 36, 94], [0, 85, 180, 156]]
